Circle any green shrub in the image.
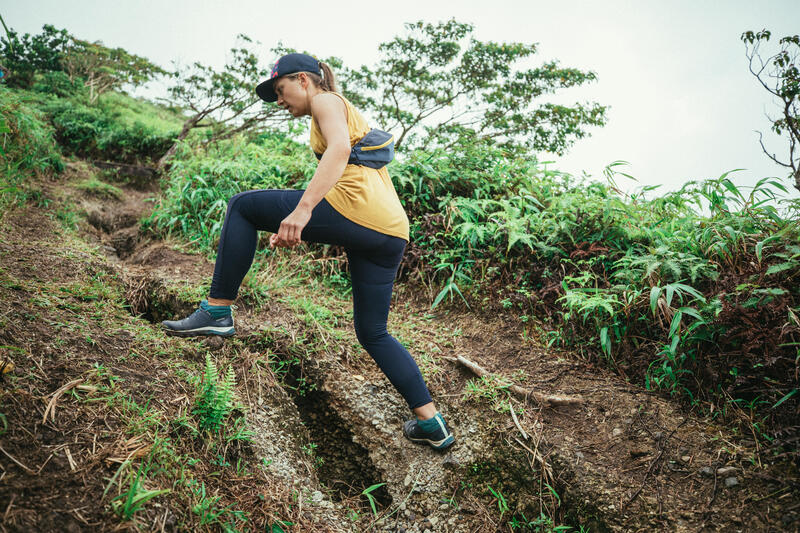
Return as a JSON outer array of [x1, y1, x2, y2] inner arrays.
[[45, 96, 177, 163], [0, 86, 63, 210]]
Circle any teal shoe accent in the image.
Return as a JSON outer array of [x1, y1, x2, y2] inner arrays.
[[403, 412, 455, 451]]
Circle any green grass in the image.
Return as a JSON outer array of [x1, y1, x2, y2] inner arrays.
[[75, 176, 124, 200]]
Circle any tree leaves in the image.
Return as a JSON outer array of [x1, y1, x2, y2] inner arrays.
[[343, 19, 607, 155]]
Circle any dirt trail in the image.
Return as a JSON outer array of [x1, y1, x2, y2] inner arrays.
[[1, 161, 797, 532]]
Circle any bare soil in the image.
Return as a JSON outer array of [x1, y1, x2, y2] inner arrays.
[[0, 161, 798, 532]]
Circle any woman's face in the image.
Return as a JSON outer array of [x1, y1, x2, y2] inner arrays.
[[274, 75, 310, 117]]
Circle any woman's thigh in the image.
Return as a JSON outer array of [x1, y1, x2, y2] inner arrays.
[[234, 189, 404, 252]]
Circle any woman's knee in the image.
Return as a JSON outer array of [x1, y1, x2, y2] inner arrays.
[[227, 191, 251, 213], [353, 318, 388, 348]]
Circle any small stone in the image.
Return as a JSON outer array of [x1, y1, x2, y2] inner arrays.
[[424, 530, 432, 533], [700, 466, 714, 477], [681, 455, 692, 463], [612, 428, 623, 437], [403, 474, 412, 486], [408, 512, 416, 521], [717, 466, 736, 476], [442, 455, 461, 469], [428, 516, 439, 526], [399, 502, 406, 511], [311, 490, 324, 502], [203, 336, 225, 350], [724, 476, 739, 488], [575, 451, 585, 461]]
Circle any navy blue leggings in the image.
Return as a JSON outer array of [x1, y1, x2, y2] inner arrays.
[[209, 189, 432, 410]]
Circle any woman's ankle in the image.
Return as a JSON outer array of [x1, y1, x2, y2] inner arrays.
[[412, 402, 437, 420], [207, 297, 234, 306]]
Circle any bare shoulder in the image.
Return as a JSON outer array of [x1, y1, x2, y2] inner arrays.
[[310, 92, 346, 116]]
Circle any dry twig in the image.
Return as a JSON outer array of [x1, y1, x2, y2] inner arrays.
[[42, 378, 83, 424], [0, 445, 35, 475]]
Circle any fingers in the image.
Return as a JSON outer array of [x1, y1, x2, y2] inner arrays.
[[270, 225, 301, 249]]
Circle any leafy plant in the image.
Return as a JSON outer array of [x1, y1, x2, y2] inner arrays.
[[194, 353, 237, 433], [107, 462, 170, 521], [361, 482, 386, 517]]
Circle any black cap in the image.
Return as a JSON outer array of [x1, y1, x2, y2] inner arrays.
[[256, 53, 320, 102]]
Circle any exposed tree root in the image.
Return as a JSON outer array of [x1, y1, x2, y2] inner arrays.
[[443, 355, 583, 406]]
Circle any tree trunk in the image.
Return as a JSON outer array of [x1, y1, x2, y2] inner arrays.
[[156, 114, 203, 170]]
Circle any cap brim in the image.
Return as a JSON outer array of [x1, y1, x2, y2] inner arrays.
[[256, 79, 277, 102]]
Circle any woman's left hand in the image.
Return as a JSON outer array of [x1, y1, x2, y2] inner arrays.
[[271, 207, 312, 248]]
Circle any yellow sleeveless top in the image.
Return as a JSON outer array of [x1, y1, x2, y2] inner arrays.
[[310, 93, 410, 241]]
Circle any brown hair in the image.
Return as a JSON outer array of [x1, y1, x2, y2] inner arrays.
[[287, 61, 338, 93]]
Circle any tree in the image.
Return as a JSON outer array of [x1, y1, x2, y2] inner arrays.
[[342, 19, 607, 154], [742, 30, 800, 193], [0, 24, 70, 88], [160, 40, 345, 170], [158, 36, 287, 169], [0, 24, 164, 102], [61, 38, 166, 103]]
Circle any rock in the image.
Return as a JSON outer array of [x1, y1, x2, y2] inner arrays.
[[723, 477, 739, 488], [700, 466, 714, 477], [681, 455, 692, 463], [442, 455, 461, 469], [716, 466, 736, 476], [612, 428, 623, 437], [428, 516, 439, 526], [203, 336, 225, 350], [311, 490, 324, 502], [576, 451, 585, 461]]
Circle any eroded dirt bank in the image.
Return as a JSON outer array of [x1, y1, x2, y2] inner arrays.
[[0, 161, 797, 532]]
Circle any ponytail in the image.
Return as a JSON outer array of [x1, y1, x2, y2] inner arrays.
[[317, 62, 338, 93]]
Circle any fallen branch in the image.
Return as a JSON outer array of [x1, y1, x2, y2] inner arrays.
[[443, 355, 582, 406], [42, 378, 83, 424]]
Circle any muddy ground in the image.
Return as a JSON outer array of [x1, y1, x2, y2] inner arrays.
[[0, 161, 798, 532]]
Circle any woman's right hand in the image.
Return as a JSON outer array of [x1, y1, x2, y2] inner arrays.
[[271, 206, 313, 248]]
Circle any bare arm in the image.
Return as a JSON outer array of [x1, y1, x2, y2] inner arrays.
[[271, 93, 350, 247]]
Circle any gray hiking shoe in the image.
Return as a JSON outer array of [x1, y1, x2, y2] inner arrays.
[[161, 307, 235, 337], [403, 413, 455, 451]]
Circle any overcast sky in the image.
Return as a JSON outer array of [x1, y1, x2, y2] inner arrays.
[[6, 0, 800, 199]]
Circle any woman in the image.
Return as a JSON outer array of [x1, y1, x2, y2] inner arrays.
[[162, 53, 455, 450]]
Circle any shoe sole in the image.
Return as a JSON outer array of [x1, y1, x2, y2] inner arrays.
[[405, 434, 456, 450], [163, 327, 235, 337]]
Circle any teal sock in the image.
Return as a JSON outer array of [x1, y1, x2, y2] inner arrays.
[[417, 413, 444, 432], [201, 299, 231, 319]]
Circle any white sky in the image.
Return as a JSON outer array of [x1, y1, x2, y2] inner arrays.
[[5, 0, 800, 199]]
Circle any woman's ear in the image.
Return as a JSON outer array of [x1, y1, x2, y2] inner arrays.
[[297, 72, 309, 90]]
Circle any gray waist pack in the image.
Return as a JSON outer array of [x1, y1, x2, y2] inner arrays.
[[314, 129, 395, 169]]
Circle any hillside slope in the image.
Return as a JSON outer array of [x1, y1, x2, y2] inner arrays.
[[0, 160, 796, 531]]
